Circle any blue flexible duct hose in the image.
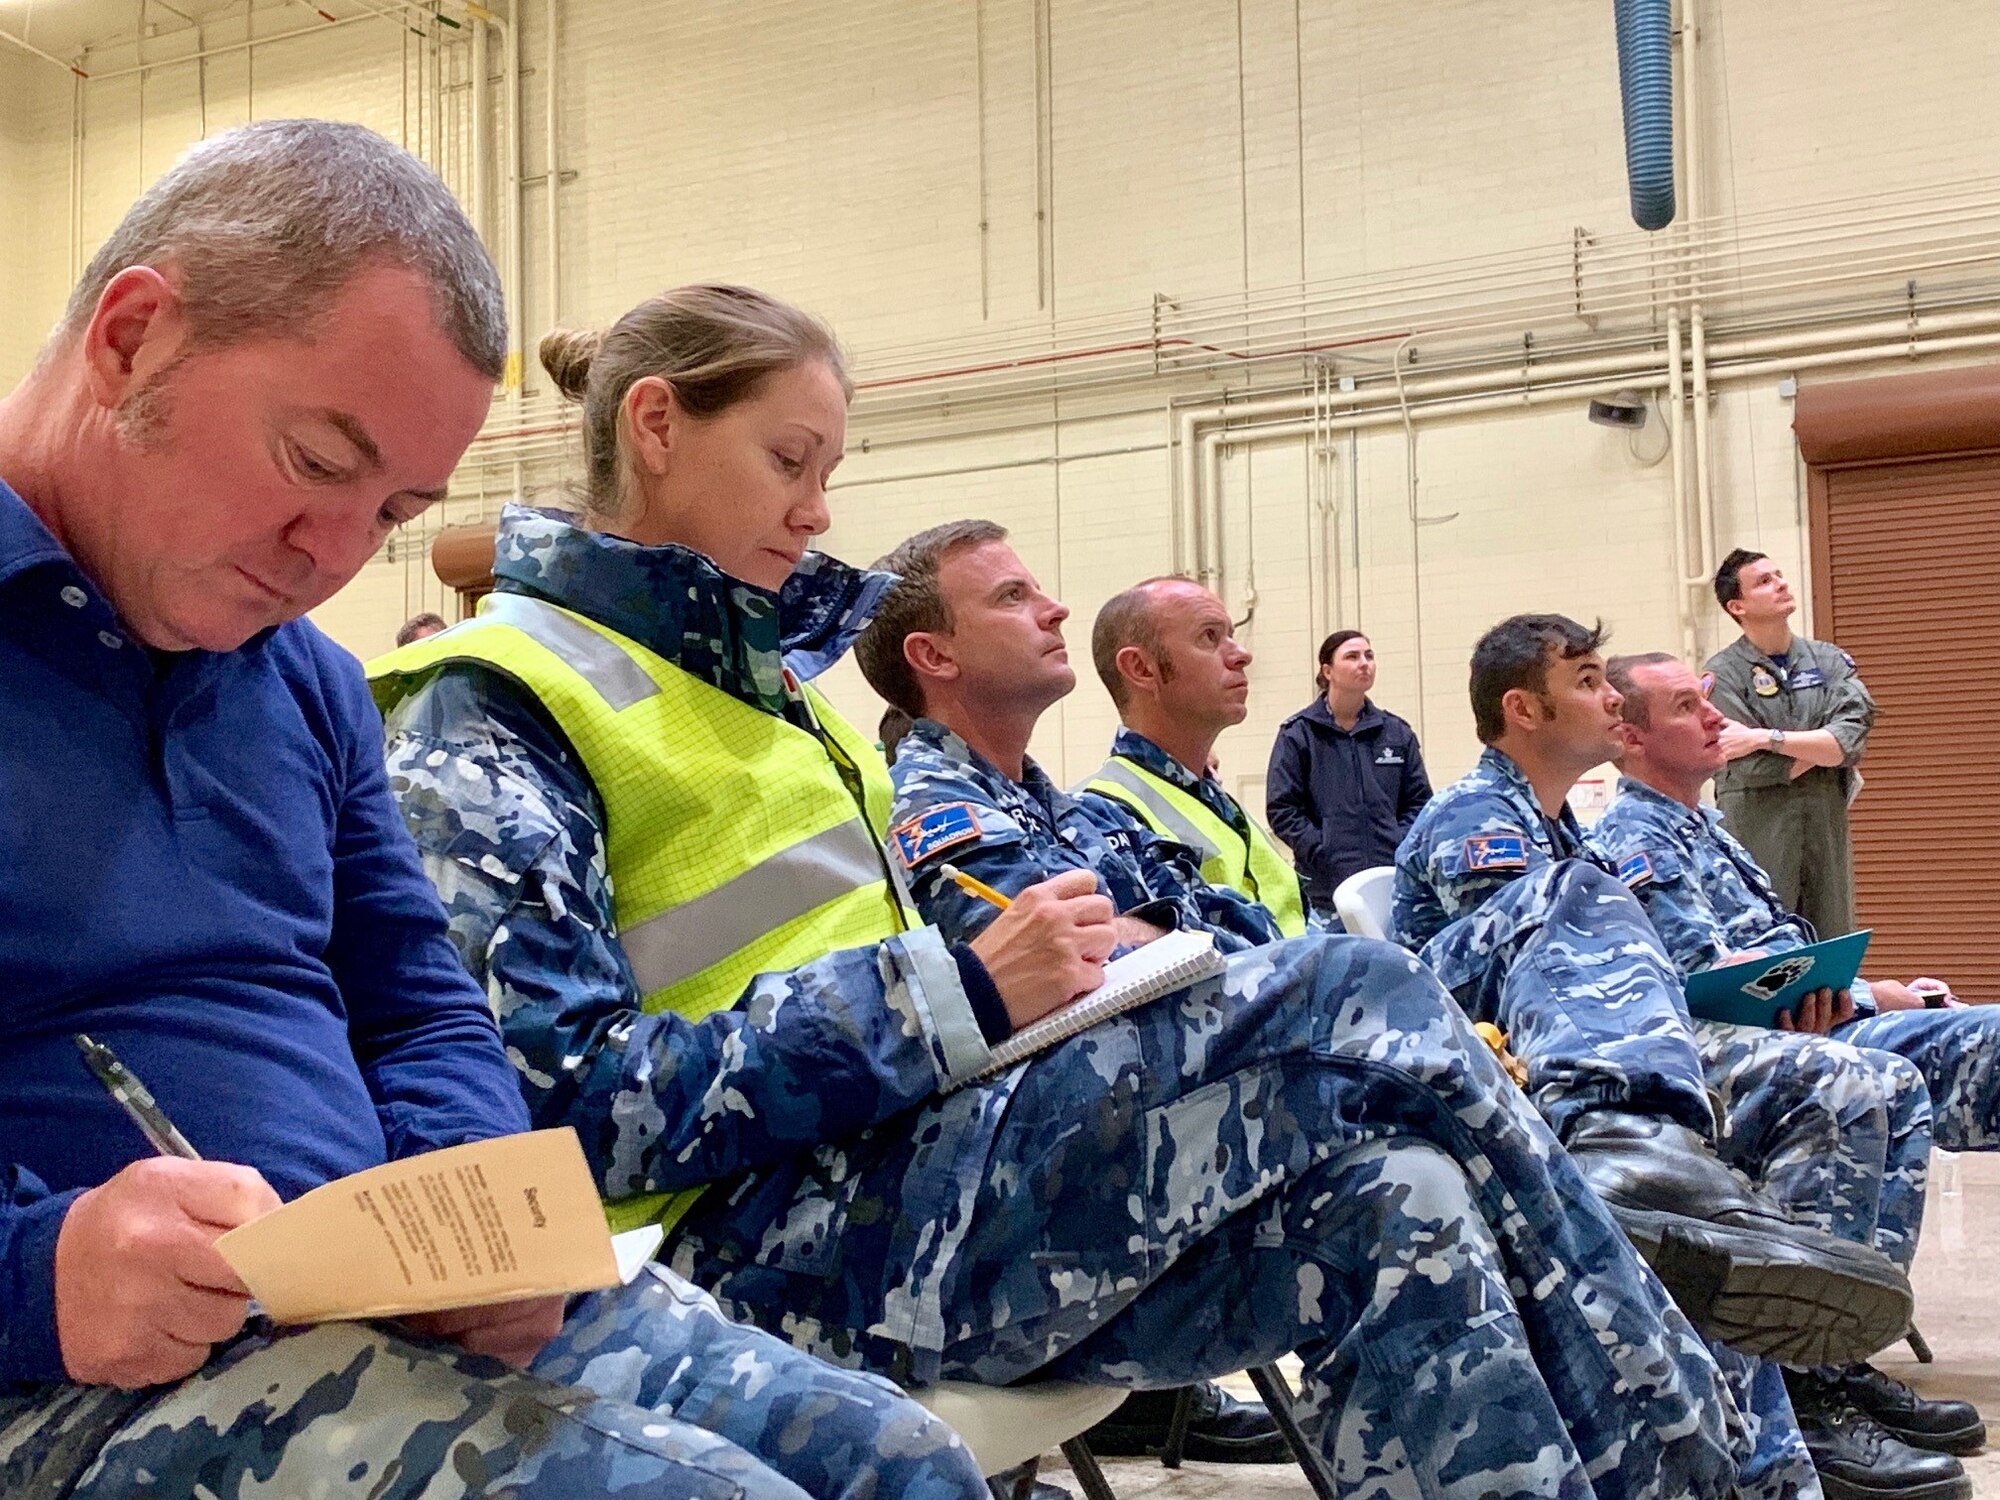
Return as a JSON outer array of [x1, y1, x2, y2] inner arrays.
[[1614, 0, 1676, 230]]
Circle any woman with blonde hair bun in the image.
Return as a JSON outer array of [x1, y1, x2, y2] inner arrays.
[[368, 284, 995, 1499]]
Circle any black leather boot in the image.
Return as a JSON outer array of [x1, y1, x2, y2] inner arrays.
[[1785, 1367, 1972, 1500], [1083, 1382, 1289, 1463], [1832, 1362, 1987, 1456], [1562, 1110, 1913, 1366]]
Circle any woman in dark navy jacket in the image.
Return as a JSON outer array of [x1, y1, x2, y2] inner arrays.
[[1265, 630, 1432, 915]]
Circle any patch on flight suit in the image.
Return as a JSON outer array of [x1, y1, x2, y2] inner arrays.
[[1789, 664, 1826, 689], [1751, 664, 1781, 697], [1463, 833, 1529, 872], [890, 803, 984, 869], [1840, 650, 1857, 670], [1616, 852, 1654, 889]]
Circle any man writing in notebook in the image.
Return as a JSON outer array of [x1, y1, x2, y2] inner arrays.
[[0, 120, 982, 1500]]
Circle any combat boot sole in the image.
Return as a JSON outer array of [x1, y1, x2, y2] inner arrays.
[[1613, 1208, 1913, 1368], [1868, 1413, 1988, 1458], [1817, 1468, 1972, 1500]]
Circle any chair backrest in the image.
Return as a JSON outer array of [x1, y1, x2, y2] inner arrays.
[[1333, 865, 1396, 940]]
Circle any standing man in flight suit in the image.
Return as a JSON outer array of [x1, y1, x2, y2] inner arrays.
[[1706, 550, 1874, 939]]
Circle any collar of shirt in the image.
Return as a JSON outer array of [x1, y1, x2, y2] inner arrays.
[[1609, 775, 1712, 844], [0, 476, 275, 698], [1110, 726, 1249, 832], [903, 715, 1072, 826], [490, 503, 895, 715], [1474, 745, 1586, 856], [1296, 696, 1385, 736]]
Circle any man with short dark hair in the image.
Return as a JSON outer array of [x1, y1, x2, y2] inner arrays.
[[861, 525, 1867, 1500], [1076, 576, 1309, 940], [1591, 650, 1991, 1496], [1392, 614, 1919, 1500], [0, 120, 981, 1500], [395, 609, 449, 647], [1705, 549, 1873, 938]]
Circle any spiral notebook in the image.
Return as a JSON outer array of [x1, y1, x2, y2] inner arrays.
[[957, 929, 1224, 1087]]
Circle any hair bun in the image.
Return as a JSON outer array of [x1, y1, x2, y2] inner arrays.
[[539, 326, 603, 401]]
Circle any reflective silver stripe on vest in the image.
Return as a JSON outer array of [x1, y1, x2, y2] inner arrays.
[[621, 816, 887, 996], [479, 593, 662, 711], [1087, 760, 1222, 862]]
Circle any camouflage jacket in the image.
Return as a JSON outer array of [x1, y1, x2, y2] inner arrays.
[[1391, 746, 1596, 950], [382, 506, 996, 1221], [1585, 778, 1876, 1013], [886, 717, 1283, 950]]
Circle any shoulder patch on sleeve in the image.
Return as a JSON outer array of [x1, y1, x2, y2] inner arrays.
[[1463, 833, 1528, 872], [890, 802, 984, 869], [1617, 851, 1655, 889], [1840, 649, 1857, 670]]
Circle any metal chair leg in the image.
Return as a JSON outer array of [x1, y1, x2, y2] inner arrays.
[[1908, 1325, 1935, 1364], [1247, 1363, 1340, 1500], [1159, 1384, 1196, 1469], [1058, 1438, 1121, 1500]]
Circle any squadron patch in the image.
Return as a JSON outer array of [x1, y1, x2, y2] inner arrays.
[[1463, 833, 1529, 872], [890, 803, 984, 869], [1616, 852, 1655, 889], [1751, 664, 1781, 698], [1840, 650, 1857, 670]]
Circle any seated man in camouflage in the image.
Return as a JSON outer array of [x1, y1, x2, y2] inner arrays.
[[0, 122, 981, 1500], [1591, 651, 1990, 1470], [1072, 577, 1311, 939]]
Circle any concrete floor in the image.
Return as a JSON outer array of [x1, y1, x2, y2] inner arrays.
[[1037, 1151, 2000, 1498]]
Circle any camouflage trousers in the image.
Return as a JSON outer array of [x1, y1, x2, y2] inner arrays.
[[0, 1264, 981, 1500], [1837, 1003, 2000, 1155], [675, 932, 1751, 1500], [1699, 1019, 1933, 1272]]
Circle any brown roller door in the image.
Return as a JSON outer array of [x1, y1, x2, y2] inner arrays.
[[1814, 453, 2000, 1000]]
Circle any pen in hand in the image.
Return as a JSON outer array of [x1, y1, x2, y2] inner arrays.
[[73, 1033, 203, 1160]]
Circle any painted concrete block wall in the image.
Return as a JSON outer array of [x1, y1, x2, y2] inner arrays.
[[4, 0, 1996, 792]]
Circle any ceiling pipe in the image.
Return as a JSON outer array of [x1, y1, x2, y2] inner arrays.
[[1, 25, 87, 76]]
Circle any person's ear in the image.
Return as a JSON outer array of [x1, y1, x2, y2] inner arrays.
[[622, 376, 681, 477], [1725, 596, 1747, 623], [1115, 644, 1159, 697], [80, 266, 184, 411], [1608, 720, 1641, 756], [1500, 686, 1540, 736], [903, 630, 959, 691]]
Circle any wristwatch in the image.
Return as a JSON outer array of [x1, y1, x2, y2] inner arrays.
[[1768, 728, 1787, 751]]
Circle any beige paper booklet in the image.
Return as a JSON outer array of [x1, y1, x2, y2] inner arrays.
[[216, 1128, 639, 1325]]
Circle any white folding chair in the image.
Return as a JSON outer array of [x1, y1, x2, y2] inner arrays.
[[914, 1381, 1127, 1498], [1333, 865, 1397, 941]]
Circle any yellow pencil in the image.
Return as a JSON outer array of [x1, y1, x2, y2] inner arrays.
[[939, 862, 1012, 910]]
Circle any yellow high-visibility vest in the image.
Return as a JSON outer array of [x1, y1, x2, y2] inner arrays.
[[371, 592, 913, 1233], [1082, 754, 1308, 938]]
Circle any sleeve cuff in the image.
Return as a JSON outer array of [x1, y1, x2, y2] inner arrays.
[[1848, 976, 1879, 1017], [950, 946, 1014, 1045], [896, 925, 996, 1086], [1, 1186, 82, 1386]]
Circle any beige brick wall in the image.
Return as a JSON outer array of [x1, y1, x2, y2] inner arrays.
[[5, 0, 1997, 796]]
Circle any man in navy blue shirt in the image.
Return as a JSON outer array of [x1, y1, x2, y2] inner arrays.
[[0, 121, 979, 1500]]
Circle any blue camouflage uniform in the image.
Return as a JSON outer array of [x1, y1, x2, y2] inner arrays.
[[1074, 726, 1318, 925], [384, 512, 1756, 1500], [886, 716, 1768, 1499], [1592, 776, 1995, 1212], [1391, 748, 1919, 1239], [1390, 747, 1925, 1499]]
